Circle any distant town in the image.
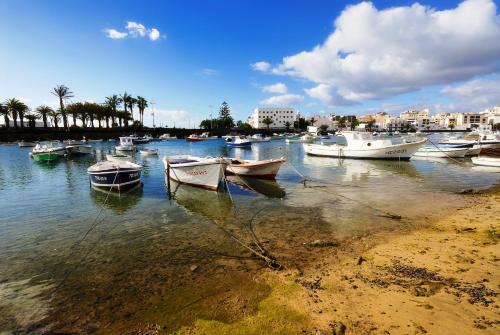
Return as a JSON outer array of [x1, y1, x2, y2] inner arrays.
[[247, 106, 500, 132]]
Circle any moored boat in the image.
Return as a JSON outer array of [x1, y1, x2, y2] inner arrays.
[[106, 153, 132, 162], [31, 150, 60, 162], [304, 132, 426, 160], [87, 161, 142, 190], [140, 148, 159, 156], [163, 155, 228, 190], [31, 142, 66, 158], [226, 136, 252, 148], [226, 157, 286, 179], [116, 137, 136, 151], [249, 134, 271, 142], [18, 140, 36, 147], [413, 146, 468, 158], [160, 133, 177, 141], [186, 134, 205, 142], [66, 144, 92, 156], [286, 134, 314, 143], [471, 156, 500, 167]]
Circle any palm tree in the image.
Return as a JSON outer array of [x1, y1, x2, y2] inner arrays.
[[105, 95, 120, 127], [18, 105, 29, 128], [52, 84, 74, 129], [127, 96, 137, 122], [5, 98, 27, 128], [25, 114, 39, 128], [35, 105, 53, 128], [120, 92, 131, 126], [49, 109, 61, 128], [136, 96, 148, 126], [309, 117, 317, 126], [262, 117, 273, 130], [0, 103, 9, 129]]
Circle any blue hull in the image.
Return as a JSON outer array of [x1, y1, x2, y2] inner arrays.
[[227, 143, 252, 148], [89, 169, 141, 189]]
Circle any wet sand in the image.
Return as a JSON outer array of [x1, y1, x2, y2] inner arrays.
[[176, 189, 499, 335]]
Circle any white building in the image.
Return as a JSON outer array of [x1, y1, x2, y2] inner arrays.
[[247, 107, 295, 129]]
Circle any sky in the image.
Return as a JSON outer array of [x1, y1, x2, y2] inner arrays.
[[1, 0, 500, 128]]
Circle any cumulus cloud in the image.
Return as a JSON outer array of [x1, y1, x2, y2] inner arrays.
[[268, 0, 500, 106], [105, 21, 163, 41], [251, 61, 271, 72], [201, 68, 219, 76], [105, 28, 128, 39], [441, 77, 500, 111], [260, 94, 304, 106], [262, 82, 288, 94]]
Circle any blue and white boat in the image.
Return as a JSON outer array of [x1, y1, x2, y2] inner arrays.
[[226, 136, 252, 148], [87, 160, 142, 190]]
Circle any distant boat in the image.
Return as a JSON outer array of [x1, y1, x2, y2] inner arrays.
[[163, 155, 228, 190], [63, 139, 85, 145], [30, 142, 65, 162], [413, 146, 468, 158], [226, 136, 252, 148], [87, 160, 142, 190], [186, 134, 205, 142], [18, 140, 36, 147], [66, 144, 92, 156], [106, 153, 132, 162], [471, 156, 500, 167], [304, 132, 426, 160], [226, 158, 286, 179], [249, 134, 271, 142], [130, 135, 150, 144], [286, 134, 314, 143], [87, 139, 103, 143], [159, 133, 177, 141], [116, 137, 136, 151], [139, 148, 159, 156]]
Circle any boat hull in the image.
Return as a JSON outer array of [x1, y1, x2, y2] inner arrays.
[[226, 159, 285, 179], [413, 148, 468, 158], [471, 156, 500, 167], [116, 145, 135, 151], [66, 145, 92, 156], [32, 152, 59, 162], [88, 169, 141, 189], [186, 138, 205, 142], [227, 142, 252, 148], [106, 154, 132, 162], [164, 157, 227, 190], [304, 139, 426, 160]]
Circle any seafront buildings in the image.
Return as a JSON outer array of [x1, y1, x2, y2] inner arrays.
[[247, 105, 500, 131]]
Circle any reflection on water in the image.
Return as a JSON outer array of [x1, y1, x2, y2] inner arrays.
[[0, 137, 498, 333]]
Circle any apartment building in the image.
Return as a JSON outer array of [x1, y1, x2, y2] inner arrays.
[[247, 108, 295, 129]]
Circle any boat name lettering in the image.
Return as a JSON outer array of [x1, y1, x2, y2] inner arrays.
[[129, 173, 139, 178], [94, 176, 107, 181], [386, 149, 407, 155], [188, 170, 208, 176]]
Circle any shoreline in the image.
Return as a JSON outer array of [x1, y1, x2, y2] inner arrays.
[[174, 189, 499, 335]]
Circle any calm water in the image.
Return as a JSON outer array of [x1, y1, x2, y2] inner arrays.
[[0, 136, 498, 333]]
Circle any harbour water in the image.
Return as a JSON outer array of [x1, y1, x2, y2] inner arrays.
[[0, 136, 498, 333]]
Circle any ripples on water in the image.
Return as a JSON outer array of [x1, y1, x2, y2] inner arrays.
[[0, 136, 498, 333]]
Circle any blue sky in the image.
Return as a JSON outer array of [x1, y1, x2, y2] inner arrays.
[[1, 0, 499, 127]]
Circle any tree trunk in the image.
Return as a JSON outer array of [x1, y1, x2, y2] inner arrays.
[[42, 115, 47, 128], [60, 97, 68, 129], [72, 113, 77, 127], [12, 112, 18, 128], [3, 115, 9, 129], [105, 116, 110, 128], [19, 114, 25, 128]]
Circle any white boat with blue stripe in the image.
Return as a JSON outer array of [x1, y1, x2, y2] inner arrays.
[[87, 161, 142, 190]]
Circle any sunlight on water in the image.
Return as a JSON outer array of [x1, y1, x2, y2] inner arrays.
[[0, 137, 498, 333]]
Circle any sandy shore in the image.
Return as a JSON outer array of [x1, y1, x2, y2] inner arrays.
[[175, 189, 499, 335]]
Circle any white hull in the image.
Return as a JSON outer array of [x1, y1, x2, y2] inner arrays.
[[116, 145, 135, 151], [226, 158, 285, 178], [106, 154, 132, 162], [163, 156, 227, 190], [66, 145, 92, 155], [413, 147, 468, 158], [18, 141, 36, 147], [304, 139, 426, 160], [465, 146, 482, 156], [471, 156, 500, 167], [140, 149, 158, 155]]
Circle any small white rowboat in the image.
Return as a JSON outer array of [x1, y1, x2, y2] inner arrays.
[[226, 158, 286, 179], [471, 156, 500, 167], [140, 148, 158, 155], [163, 156, 228, 191], [413, 146, 468, 158]]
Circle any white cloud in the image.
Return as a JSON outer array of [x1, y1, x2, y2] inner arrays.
[[154, 109, 187, 120], [260, 94, 304, 106], [269, 0, 500, 106], [201, 68, 219, 76], [251, 61, 271, 72], [126, 21, 147, 37], [149, 28, 161, 41], [262, 82, 288, 94], [105, 28, 128, 39], [105, 22, 163, 41], [441, 77, 500, 111]]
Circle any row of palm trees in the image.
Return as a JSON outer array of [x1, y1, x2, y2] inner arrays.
[[0, 85, 150, 130]]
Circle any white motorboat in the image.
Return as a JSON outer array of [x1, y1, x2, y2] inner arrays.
[[226, 157, 286, 179], [249, 134, 271, 142], [66, 144, 92, 156], [471, 156, 500, 167], [106, 153, 132, 162], [413, 146, 468, 158], [31, 142, 66, 157], [88, 160, 142, 190], [18, 140, 36, 147], [303, 132, 426, 160], [87, 139, 103, 143], [226, 136, 252, 148], [163, 155, 228, 190], [116, 137, 136, 151], [286, 134, 314, 143], [63, 139, 85, 145], [140, 148, 159, 156], [159, 133, 177, 141]]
